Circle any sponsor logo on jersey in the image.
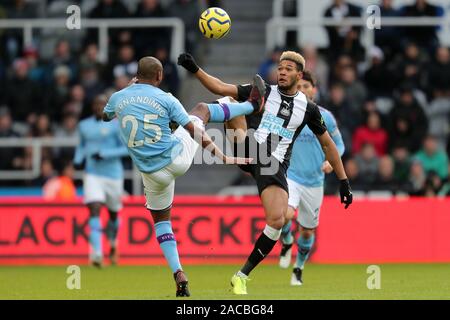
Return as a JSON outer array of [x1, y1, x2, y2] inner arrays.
[[259, 113, 294, 139]]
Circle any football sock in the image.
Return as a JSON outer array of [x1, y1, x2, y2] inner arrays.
[[155, 221, 182, 273], [296, 234, 315, 269], [106, 218, 120, 246], [207, 101, 254, 122], [88, 217, 102, 258], [281, 220, 294, 245], [240, 225, 281, 276]]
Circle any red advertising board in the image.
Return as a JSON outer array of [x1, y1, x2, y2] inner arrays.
[[0, 196, 449, 265]]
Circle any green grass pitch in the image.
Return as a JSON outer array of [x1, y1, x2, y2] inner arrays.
[[1, 264, 450, 300]]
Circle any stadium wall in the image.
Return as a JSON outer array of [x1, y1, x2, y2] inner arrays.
[[0, 196, 449, 265]]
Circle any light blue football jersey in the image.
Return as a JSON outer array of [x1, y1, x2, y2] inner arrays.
[[287, 107, 345, 187], [73, 117, 128, 180], [103, 83, 191, 174]]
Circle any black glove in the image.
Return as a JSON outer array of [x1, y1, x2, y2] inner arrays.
[[177, 53, 199, 73], [92, 152, 104, 161], [339, 179, 353, 209]]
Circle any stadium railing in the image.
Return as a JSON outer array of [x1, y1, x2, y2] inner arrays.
[[0, 137, 144, 195], [0, 18, 185, 64], [267, 3, 449, 56]]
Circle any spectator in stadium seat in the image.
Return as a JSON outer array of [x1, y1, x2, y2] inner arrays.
[[113, 74, 131, 91], [0, 106, 23, 171], [53, 112, 79, 163], [352, 111, 388, 157], [168, 0, 201, 56], [111, 44, 138, 80], [134, 0, 170, 56], [23, 46, 45, 83], [372, 155, 399, 193], [154, 47, 180, 97], [322, 82, 356, 151], [44, 40, 78, 84], [65, 84, 86, 119], [79, 43, 107, 82], [258, 47, 283, 83], [329, 54, 353, 85], [344, 157, 365, 191], [32, 158, 55, 187], [42, 161, 77, 200], [413, 135, 449, 180], [392, 42, 427, 90], [79, 65, 106, 109], [426, 91, 450, 149], [407, 160, 427, 195], [401, 0, 442, 52], [392, 145, 412, 189], [302, 44, 329, 93], [364, 46, 394, 97], [323, 0, 364, 62], [388, 85, 428, 152], [338, 66, 367, 115], [375, 0, 402, 59], [45, 65, 72, 122], [427, 46, 450, 97], [3, 58, 42, 123], [354, 143, 379, 188]]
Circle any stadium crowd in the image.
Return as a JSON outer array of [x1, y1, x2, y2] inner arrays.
[[0, 0, 449, 197]]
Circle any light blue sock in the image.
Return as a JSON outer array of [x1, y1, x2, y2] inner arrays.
[[155, 221, 182, 273], [207, 101, 254, 123], [89, 217, 102, 257], [106, 218, 120, 245], [281, 220, 294, 245], [296, 234, 315, 269]]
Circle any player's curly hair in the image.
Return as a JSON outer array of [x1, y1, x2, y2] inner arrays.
[[280, 51, 306, 72]]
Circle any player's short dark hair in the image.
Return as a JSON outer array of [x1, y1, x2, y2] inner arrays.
[[137, 56, 163, 81], [301, 70, 317, 87]]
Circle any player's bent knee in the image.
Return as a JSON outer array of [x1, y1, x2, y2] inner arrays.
[[189, 102, 210, 123], [267, 215, 285, 230], [301, 228, 315, 239]]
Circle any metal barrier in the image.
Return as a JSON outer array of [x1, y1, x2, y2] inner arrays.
[[0, 137, 143, 195], [0, 18, 185, 64]]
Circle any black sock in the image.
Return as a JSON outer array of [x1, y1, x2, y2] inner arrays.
[[241, 232, 277, 276]]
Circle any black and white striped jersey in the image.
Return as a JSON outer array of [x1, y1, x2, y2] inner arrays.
[[237, 83, 327, 167]]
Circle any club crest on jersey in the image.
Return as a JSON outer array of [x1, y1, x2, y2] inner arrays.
[[280, 100, 292, 117], [100, 128, 109, 136]]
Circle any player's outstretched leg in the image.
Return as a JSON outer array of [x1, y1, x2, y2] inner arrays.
[[151, 209, 190, 297], [106, 210, 120, 265], [191, 74, 266, 125], [292, 228, 315, 286], [279, 219, 294, 269], [87, 202, 103, 268], [231, 186, 286, 295]]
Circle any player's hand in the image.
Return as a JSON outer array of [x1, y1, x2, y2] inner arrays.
[[92, 152, 104, 161], [339, 179, 353, 209], [177, 53, 199, 73], [128, 77, 138, 86], [224, 156, 253, 165], [321, 161, 333, 174]]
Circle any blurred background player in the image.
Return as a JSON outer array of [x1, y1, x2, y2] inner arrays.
[[73, 94, 128, 267], [278, 71, 345, 286], [102, 56, 256, 297], [178, 51, 352, 295]]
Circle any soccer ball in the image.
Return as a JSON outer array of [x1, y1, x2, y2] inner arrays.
[[198, 7, 231, 39]]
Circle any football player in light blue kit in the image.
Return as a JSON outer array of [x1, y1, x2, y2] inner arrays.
[[279, 71, 346, 285], [103, 56, 265, 297], [74, 94, 129, 267]]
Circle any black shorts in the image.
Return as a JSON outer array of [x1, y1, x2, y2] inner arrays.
[[239, 160, 289, 195]]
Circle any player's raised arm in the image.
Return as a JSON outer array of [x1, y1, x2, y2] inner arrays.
[[183, 121, 252, 165], [178, 53, 239, 99]]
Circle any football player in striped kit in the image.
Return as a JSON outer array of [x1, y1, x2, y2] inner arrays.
[[178, 51, 353, 295]]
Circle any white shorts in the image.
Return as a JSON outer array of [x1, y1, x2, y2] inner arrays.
[[141, 115, 203, 211], [287, 178, 324, 229], [83, 174, 124, 212]]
